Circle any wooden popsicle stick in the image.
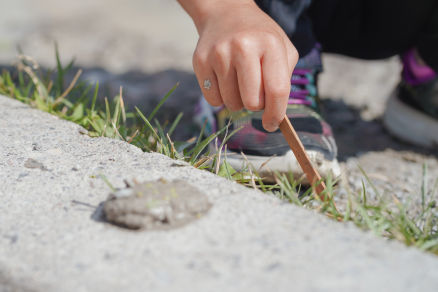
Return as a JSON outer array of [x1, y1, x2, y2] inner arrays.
[[279, 115, 326, 197]]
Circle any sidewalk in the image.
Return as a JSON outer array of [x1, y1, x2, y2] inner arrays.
[[1, 94, 438, 291]]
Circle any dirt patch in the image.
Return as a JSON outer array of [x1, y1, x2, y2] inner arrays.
[[103, 179, 212, 230]]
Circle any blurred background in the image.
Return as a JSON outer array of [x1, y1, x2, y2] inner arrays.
[[1, 0, 197, 72], [1, 0, 400, 118], [1, 0, 403, 149]]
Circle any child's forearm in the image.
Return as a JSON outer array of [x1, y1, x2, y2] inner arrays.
[[177, 0, 252, 32]]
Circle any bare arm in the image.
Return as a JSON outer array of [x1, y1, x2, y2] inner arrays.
[[177, 0, 298, 131]]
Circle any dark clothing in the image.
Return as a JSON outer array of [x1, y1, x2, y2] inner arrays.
[[255, 0, 438, 71]]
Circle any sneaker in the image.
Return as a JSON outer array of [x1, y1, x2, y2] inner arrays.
[[383, 49, 438, 148], [194, 46, 341, 182]]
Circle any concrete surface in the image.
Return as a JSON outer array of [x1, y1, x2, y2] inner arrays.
[[2, 94, 438, 291]]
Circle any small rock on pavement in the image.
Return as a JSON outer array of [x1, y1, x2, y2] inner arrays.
[[24, 158, 47, 170], [103, 179, 212, 230]]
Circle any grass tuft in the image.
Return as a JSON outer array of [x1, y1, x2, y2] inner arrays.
[[1, 48, 437, 255]]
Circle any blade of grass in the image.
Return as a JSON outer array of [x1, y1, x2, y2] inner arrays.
[[55, 43, 64, 95], [119, 86, 126, 123], [90, 82, 99, 113], [188, 128, 226, 164], [135, 106, 161, 143], [53, 69, 82, 108], [147, 82, 179, 121], [168, 112, 183, 137]]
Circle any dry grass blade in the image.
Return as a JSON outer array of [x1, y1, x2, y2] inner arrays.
[[18, 61, 46, 99], [166, 133, 177, 157], [119, 86, 126, 123], [112, 122, 125, 141], [240, 151, 257, 190], [53, 69, 82, 107], [127, 129, 139, 144], [193, 156, 212, 168]]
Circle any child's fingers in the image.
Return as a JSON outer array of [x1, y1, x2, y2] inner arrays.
[[215, 66, 243, 112], [193, 50, 223, 106], [235, 51, 264, 111], [261, 44, 291, 132], [206, 43, 242, 112]]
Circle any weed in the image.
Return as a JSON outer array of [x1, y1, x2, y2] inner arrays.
[[1, 49, 437, 255]]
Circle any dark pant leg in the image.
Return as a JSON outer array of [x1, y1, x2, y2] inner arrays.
[[308, 0, 438, 71], [255, 0, 317, 56], [257, 0, 438, 71], [416, 3, 438, 71]]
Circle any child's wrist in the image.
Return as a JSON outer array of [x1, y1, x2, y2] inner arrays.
[[181, 0, 254, 33]]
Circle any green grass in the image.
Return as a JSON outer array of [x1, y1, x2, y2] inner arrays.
[[1, 49, 437, 255]]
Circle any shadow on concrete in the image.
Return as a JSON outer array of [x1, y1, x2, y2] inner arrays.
[[90, 202, 106, 223]]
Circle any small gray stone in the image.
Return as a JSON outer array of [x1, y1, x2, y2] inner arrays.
[[24, 158, 47, 170], [103, 179, 212, 230], [32, 142, 42, 151]]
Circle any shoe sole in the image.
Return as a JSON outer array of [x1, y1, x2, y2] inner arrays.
[[383, 92, 438, 148], [212, 145, 341, 183]]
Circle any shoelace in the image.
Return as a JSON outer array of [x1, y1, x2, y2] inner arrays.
[[289, 68, 314, 106]]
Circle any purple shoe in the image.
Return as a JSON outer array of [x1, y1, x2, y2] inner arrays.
[[384, 49, 438, 148], [194, 47, 340, 181]]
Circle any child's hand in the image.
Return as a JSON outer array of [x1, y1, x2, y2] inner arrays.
[[181, 0, 298, 132]]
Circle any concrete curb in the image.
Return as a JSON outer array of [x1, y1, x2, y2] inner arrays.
[[1, 95, 437, 292]]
